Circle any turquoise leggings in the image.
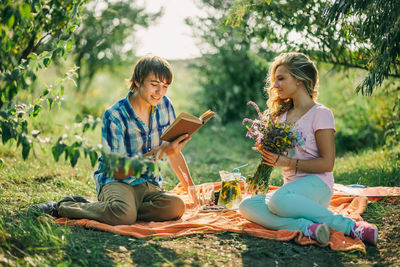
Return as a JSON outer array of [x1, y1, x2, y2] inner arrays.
[[239, 175, 355, 235]]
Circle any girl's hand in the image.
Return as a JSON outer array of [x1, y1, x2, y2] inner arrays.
[[257, 146, 286, 167]]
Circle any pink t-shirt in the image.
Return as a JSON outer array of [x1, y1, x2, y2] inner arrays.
[[279, 103, 335, 193]]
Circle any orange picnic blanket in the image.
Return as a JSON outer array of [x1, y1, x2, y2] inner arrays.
[[55, 182, 400, 252]]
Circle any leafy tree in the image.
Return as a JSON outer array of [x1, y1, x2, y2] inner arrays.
[[190, 0, 399, 151], [0, 0, 158, 175], [0, 0, 86, 160], [223, 0, 400, 148], [225, 0, 400, 95], [187, 1, 270, 122], [68, 0, 160, 92]]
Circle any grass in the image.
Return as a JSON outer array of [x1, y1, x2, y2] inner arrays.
[[0, 123, 399, 265], [1, 59, 399, 266], [335, 148, 400, 187]]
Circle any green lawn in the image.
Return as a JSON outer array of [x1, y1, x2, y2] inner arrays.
[[0, 124, 399, 266], [1, 59, 399, 266]]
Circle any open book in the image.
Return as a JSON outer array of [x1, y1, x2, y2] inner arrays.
[[160, 110, 215, 142]]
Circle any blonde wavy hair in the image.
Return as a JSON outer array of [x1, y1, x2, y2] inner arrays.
[[266, 52, 319, 118]]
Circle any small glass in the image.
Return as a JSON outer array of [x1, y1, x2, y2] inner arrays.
[[200, 183, 215, 206], [185, 185, 200, 217]]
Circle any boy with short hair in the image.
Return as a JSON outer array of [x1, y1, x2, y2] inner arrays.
[[30, 56, 194, 225]]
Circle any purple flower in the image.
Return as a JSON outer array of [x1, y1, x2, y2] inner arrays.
[[247, 101, 263, 119], [243, 100, 299, 154], [242, 118, 253, 125]]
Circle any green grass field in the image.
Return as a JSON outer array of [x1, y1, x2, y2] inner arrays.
[[0, 59, 399, 266]]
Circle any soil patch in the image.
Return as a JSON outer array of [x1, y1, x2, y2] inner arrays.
[[107, 200, 400, 266]]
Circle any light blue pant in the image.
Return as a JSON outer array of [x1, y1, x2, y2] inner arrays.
[[239, 175, 355, 235]]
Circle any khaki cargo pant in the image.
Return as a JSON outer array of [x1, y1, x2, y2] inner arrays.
[[57, 182, 185, 225]]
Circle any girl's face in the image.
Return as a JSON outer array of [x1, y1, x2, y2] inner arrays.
[[135, 73, 170, 107], [273, 65, 299, 99]]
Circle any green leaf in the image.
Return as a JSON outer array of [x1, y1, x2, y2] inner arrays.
[[29, 58, 40, 71], [32, 105, 41, 117], [74, 114, 82, 123], [69, 149, 80, 167], [153, 163, 160, 176], [147, 162, 155, 174], [11, 69, 20, 79], [131, 159, 143, 177], [57, 48, 65, 57], [0, 122, 13, 144], [20, 122, 27, 134], [28, 53, 38, 60], [21, 136, 31, 160], [124, 160, 130, 176], [47, 98, 54, 109], [43, 58, 51, 67], [67, 40, 74, 51], [19, 3, 32, 20], [41, 89, 49, 97], [82, 123, 90, 133], [51, 142, 65, 162], [7, 15, 15, 28], [89, 151, 98, 167]]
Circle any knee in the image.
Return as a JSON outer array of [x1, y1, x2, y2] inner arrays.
[[268, 191, 290, 215], [239, 197, 257, 219], [239, 198, 251, 212], [107, 201, 137, 225], [167, 197, 185, 220]]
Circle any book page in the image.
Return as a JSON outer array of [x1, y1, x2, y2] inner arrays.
[[178, 112, 201, 124], [168, 112, 200, 130], [199, 110, 215, 123]]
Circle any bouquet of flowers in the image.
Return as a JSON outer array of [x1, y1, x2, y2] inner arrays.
[[242, 101, 298, 193]]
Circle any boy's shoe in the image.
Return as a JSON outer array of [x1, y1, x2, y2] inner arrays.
[[304, 222, 331, 244], [28, 196, 90, 218], [350, 221, 378, 245], [28, 201, 60, 218]]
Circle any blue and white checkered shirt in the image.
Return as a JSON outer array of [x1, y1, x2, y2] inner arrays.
[[93, 92, 176, 197]]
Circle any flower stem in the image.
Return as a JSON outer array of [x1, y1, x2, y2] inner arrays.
[[248, 160, 273, 194]]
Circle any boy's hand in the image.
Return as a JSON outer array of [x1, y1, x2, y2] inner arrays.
[[144, 134, 191, 161]]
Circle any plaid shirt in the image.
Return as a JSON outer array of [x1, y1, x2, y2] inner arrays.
[[93, 92, 176, 197]]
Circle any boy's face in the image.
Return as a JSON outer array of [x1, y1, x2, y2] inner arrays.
[[135, 73, 170, 107]]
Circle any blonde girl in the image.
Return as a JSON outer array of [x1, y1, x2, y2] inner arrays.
[[239, 52, 378, 245]]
